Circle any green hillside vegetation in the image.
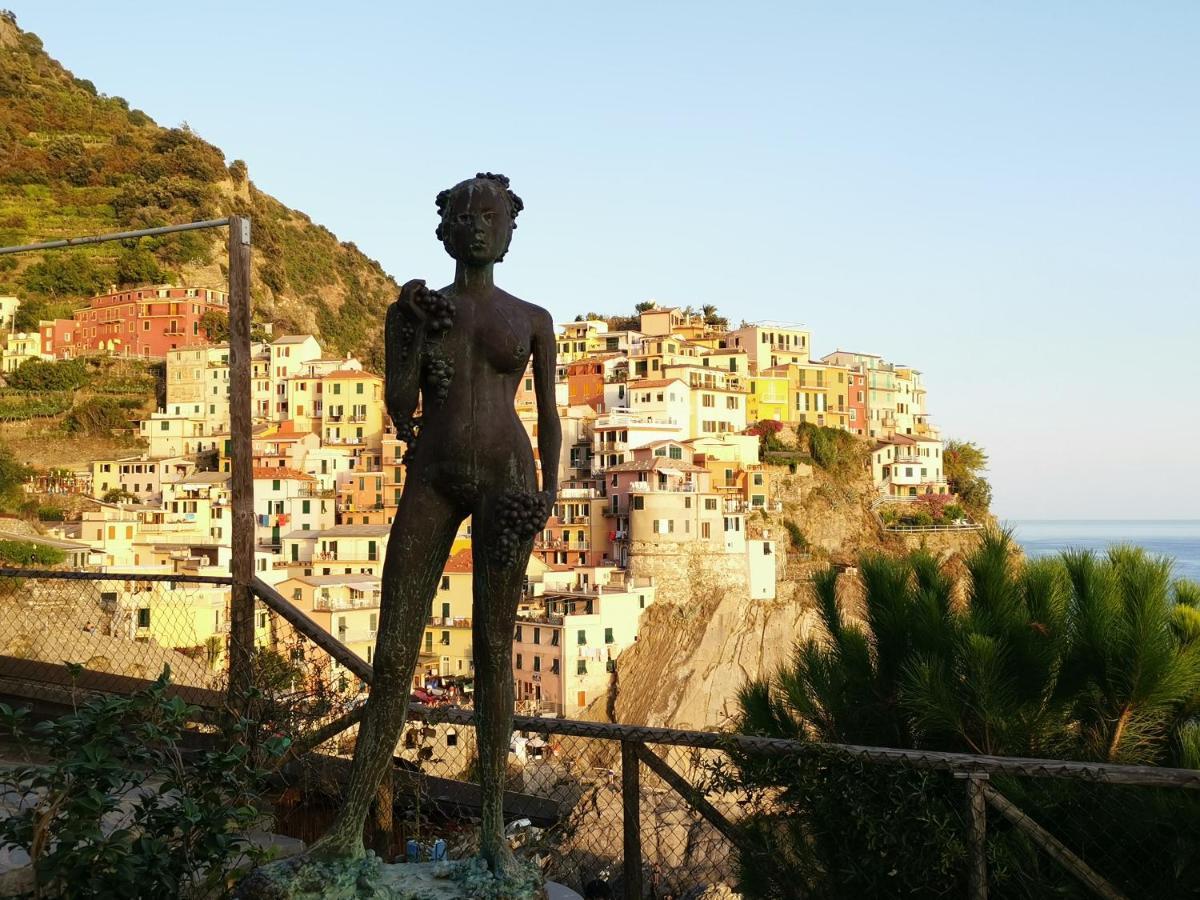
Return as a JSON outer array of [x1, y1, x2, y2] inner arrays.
[[0, 12, 396, 368]]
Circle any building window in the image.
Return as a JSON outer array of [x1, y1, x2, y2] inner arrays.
[[514, 625, 523, 642], [516, 653, 523, 670], [533, 656, 541, 672], [136, 608, 151, 629], [604, 627, 614, 644], [533, 627, 541, 645], [577, 659, 587, 675], [441, 576, 450, 591], [633, 496, 644, 510], [577, 629, 587, 645]]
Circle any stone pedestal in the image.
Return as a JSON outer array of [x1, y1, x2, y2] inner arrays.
[[234, 854, 550, 900]]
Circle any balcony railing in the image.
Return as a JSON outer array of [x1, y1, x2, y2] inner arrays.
[[428, 616, 472, 628], [315, 595, 381, 611]]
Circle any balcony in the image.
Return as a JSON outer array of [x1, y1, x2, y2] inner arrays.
[[315, 595, 381, 611], [428, 616, 472, 628]]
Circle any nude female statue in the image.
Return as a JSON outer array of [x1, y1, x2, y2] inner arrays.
[[313, 173, 560, 871]]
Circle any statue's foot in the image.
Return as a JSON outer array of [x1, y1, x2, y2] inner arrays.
[[304, 832, 365, 862]]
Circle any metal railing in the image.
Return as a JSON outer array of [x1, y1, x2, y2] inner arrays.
[[3, 569, 1196, 897]]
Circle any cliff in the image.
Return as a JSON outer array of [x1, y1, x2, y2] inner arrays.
[[603, 462, 983, 730]]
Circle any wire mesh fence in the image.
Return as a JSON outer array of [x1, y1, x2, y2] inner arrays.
[[0, 570, 231, 710], [2, 571, 1199, 897]]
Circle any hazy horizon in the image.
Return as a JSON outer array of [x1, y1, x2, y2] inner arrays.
[[15, 2, 1200, 519]]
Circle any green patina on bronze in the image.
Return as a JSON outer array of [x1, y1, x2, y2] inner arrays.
[[302, 173, 561, 879]]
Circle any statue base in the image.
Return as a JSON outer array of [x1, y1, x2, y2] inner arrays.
[[234, 853, 550, 900]]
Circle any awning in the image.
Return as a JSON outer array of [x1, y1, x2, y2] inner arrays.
[[658, 467, 685, 477]]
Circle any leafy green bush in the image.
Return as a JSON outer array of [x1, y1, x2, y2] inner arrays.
[[0, 392, 72, 421], [63, 397, 130, 435], [102, 487, 135, 504], [0, 539, 65, 566], [0, 671, 289, 898], [6, 358, 89, 392], [20, 251, 109, 299]]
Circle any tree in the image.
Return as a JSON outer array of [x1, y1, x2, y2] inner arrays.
[[0, 443, 32, 512], [101, 487, 135, 504], [726, 534, 1200, 896], [944, 439, 992, 518], [199, 309, 229, 342], [634, 300, 657, 313], [21, 252, 108, 299], [115, 247, 164, 286]]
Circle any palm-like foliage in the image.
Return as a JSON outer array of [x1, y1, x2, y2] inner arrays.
[[729, 531, 1200, 897], [739, 531, 1200, 765]]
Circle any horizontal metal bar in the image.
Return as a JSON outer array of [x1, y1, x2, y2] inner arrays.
[[252, 576, 375, 683], [409, 705, 1200, 788], [0, 568, 235, 585], [0, 218, 231, 255]]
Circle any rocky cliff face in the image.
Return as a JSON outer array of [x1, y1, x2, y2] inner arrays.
[[601, 462, 983, 730]]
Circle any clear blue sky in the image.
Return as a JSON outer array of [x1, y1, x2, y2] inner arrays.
[[16, 2, 1200, 519]]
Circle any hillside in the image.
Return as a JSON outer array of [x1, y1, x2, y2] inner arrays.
[[0, 13, 396, 368]]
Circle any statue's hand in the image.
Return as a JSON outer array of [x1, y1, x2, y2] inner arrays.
[[396, 278, 428, 318]]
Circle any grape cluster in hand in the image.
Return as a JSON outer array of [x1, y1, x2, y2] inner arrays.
[[415, 287, 455, 333], [492, 491, 550, 567], [422, 351, 454, 405]]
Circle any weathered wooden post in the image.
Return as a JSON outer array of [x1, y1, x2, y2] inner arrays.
[[227, 215, 255, 708], [964, 773, 988, 900], [622, 740, 643, 898]]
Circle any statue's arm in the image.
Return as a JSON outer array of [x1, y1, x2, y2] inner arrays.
[[385, 279, 426, 427], [531, 308, 561, 498]]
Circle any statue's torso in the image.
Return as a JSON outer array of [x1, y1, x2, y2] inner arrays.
[[408, 287, 542, 501]]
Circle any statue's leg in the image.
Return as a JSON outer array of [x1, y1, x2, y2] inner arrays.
[[311, 480, 463, 860], [470, 496, 533, 872]]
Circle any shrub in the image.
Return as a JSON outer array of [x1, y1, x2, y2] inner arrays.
[[0, 392, 72, 421], [0, 671, 289, 898], [0, 539, 65, 566], [783, 519, 808, 551], [102, 487, 135, 504], [63, 398, 130, 435], [6, 358, 89, 392]]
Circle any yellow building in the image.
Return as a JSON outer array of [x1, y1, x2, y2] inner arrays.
[[767, 362, 849, 429], [555, 319, 610, 364], [321, 370, 385, 449], [747, 372, 790, 424]]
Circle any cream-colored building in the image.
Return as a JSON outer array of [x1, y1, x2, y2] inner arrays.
[[725, 322, 811, 372], [869, 434, 948, 498], [0, 296, 20, 330], [2, 331, 44, 373]]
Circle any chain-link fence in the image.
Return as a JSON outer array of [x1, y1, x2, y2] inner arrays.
[[3, 570, 1198, 897]]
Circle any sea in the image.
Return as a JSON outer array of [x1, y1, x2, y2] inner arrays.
[[1011, 520, 1200, 584]]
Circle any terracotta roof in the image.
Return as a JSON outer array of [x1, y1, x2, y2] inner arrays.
[[605, 458, 706, 474], [323, 370, 382, 380], [444, 549, 473, 573], [252, 467, 315, 481], [626, 378, 687, 389]]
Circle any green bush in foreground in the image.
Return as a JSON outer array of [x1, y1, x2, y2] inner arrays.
[[0, 671, 289, 898], [726, 532, 1200, 897]]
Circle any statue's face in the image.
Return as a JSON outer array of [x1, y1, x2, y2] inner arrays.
[[441, 182, 512, 264]]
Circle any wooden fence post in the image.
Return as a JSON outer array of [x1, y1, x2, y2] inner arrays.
[[621, 740, 642, 898], [227, 216, 254, 708], [965, 773, 988, 900]]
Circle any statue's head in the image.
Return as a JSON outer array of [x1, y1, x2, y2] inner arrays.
[[435, 172, 524, 264]]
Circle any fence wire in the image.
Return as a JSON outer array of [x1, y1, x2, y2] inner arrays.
[[2, 572, 1199, 898]]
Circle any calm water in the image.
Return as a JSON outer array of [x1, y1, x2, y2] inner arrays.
[[1012, 520, 1200, 583]]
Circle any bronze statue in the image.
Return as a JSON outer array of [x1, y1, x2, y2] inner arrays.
[[313, 173, 561, 873]]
